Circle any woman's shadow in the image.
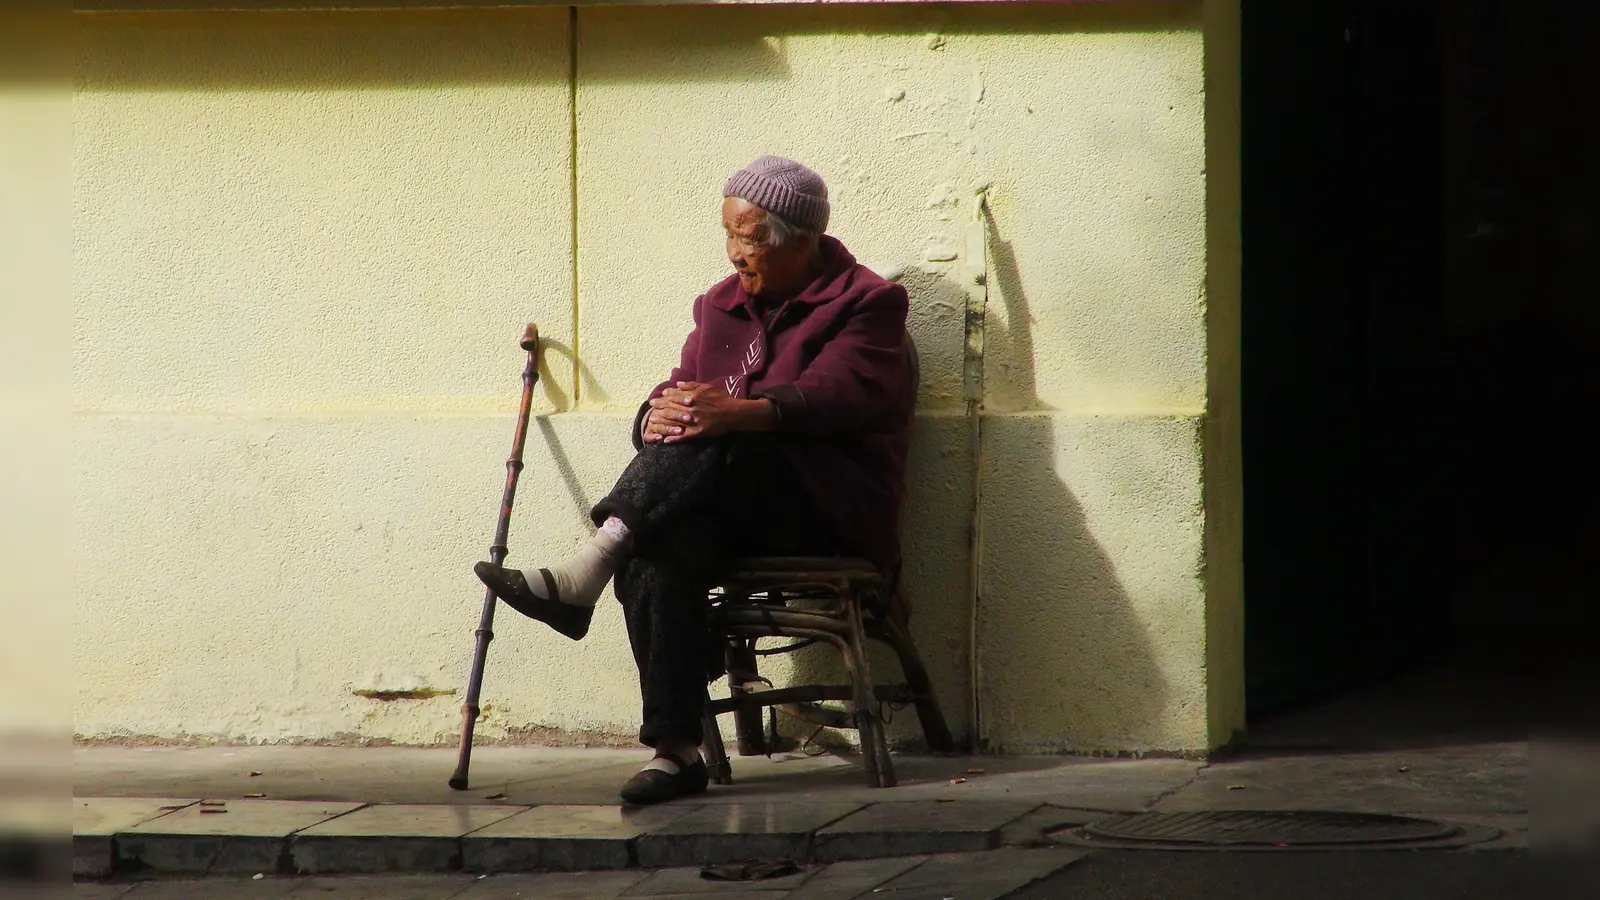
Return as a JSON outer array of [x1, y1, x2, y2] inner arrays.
[[781, 209, 1172, 757]]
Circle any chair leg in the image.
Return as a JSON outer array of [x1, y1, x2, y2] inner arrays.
[[845, 593, 896, 788], [880, 614, 957, 754], [726, 641, 767, 757], [701, 708, 733, 785]]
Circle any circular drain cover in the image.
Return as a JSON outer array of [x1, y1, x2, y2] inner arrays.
[[1076, 811, 1458, 849]]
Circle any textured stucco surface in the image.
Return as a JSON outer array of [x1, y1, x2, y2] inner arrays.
[[72, 412, 971, 745], [73, 11, 577, 414], [576, 3, 1206, 414], [977, 413, 1206, 753], [73, 3, 1239, 754]]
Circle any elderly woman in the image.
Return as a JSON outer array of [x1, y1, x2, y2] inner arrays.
[[475, 156, 912, 804]]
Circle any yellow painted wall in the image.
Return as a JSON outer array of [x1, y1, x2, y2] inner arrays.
[[73, 9, 587, 745], [3, 66, 74, 743], [73, 2, 1243, 754]]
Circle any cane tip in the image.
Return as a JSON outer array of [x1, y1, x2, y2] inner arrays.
[[448, 776, 469, 791], [520, 323, 539, 351]]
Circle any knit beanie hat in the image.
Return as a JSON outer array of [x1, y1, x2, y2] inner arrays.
[[723, 155, 830, 234]]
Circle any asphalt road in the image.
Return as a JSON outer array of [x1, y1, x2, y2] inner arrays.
[[1010, 850, 1595, 900]]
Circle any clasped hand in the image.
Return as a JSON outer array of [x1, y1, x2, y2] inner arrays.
[[643, 382, 742, 444]]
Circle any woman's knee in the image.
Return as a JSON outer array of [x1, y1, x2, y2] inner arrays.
[[615, 546, 717, 607]]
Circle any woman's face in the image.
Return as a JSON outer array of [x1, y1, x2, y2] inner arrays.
[[723, 196, 814, 298]]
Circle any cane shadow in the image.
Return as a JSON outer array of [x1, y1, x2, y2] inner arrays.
[[776, 215, 1172, 759], [524, 339, 595, 519]]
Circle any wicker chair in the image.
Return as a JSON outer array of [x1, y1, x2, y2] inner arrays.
[[699, 332, 956, 788]]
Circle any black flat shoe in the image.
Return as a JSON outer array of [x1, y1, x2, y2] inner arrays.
[[473, 562, 592, 641], [620, 757, 709, 805]]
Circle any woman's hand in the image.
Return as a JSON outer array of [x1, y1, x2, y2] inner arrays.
[[642, 385, 700, 443], [642, 385, 703, 443], [640, 406, 686, 444], [651, 382, 775, 442]]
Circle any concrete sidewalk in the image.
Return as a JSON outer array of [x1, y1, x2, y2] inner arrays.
[[73, 852, 1095, 900], [71, 739, 1527, 885]]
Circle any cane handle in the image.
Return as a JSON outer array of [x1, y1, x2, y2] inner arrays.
[[520, 323, 539, 352]]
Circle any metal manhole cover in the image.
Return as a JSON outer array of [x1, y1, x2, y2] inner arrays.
[[1074, 811, 1459, 848]]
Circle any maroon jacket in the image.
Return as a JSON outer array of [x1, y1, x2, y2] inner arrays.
[[633, 236, 913, 570]]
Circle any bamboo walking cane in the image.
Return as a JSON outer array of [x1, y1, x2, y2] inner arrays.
[[450, 322, 540, 790]]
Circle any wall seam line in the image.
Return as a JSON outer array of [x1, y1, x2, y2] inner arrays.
[[568, 5, 581, 410]]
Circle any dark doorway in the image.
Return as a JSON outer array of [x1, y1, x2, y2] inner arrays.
[[1240, 0, 1597, 733]]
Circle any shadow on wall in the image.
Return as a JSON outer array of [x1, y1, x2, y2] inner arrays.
[[973, 209, 1168, 753], [782, 212, 1168, 755]]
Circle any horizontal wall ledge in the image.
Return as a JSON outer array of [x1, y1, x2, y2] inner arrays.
[[76, 1, 1073, 12]]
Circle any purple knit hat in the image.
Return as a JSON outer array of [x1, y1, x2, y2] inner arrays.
[[723, 155, 830, 234]]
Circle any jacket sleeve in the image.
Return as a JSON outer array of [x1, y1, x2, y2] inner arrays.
[[754, 283, 910, 436], [634, 294, 706, 449]]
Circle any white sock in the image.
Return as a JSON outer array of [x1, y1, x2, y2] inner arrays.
[[641, 747, 701, 774], [528, 518, 629, 608], [641, 757, 682, 775], [598, 516, 631, 545]]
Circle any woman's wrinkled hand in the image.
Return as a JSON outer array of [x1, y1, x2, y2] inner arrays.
[[643, 384, 704, 443], [645, 382, 774, 443], [640, 407, 685, 444], [657, 382, 747, 442]]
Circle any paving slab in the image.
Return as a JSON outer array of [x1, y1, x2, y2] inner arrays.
[[75, 799, 202, 835], [634, 802, 865, 868], [660, 755, 880, 804], [116, 800, 364, 876], [625, 863, 816, 894], [73, 746, 1193, 811], [614, 894, 787, 900], [865, 847, 1088, 899], [784, 857, 927, 900], [1159, 743, 1527, 814], [72, 886, 132, 899], [688, 755, 1090, 806], [281, 874, 476, 898], [291, 804, 525, 874], [813, 801, 1039, 862], [68, 740, 1533, 881], [616, 894, 787, 900], [998, 806, 1105, 848], [456, 870, 650, 899], [73, 798, 198, 879], [465, 804, 693, 872], [118, 876, 300, 898], [488, 762, 652, 806], [72, 746, 640, 807], [888, 758, 1204, 812]]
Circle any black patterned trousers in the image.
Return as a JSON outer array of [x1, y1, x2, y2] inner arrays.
[[591, 436, 837, 747]]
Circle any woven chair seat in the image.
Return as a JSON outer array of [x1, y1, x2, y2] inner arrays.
[[716, 557, 882, 596]]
